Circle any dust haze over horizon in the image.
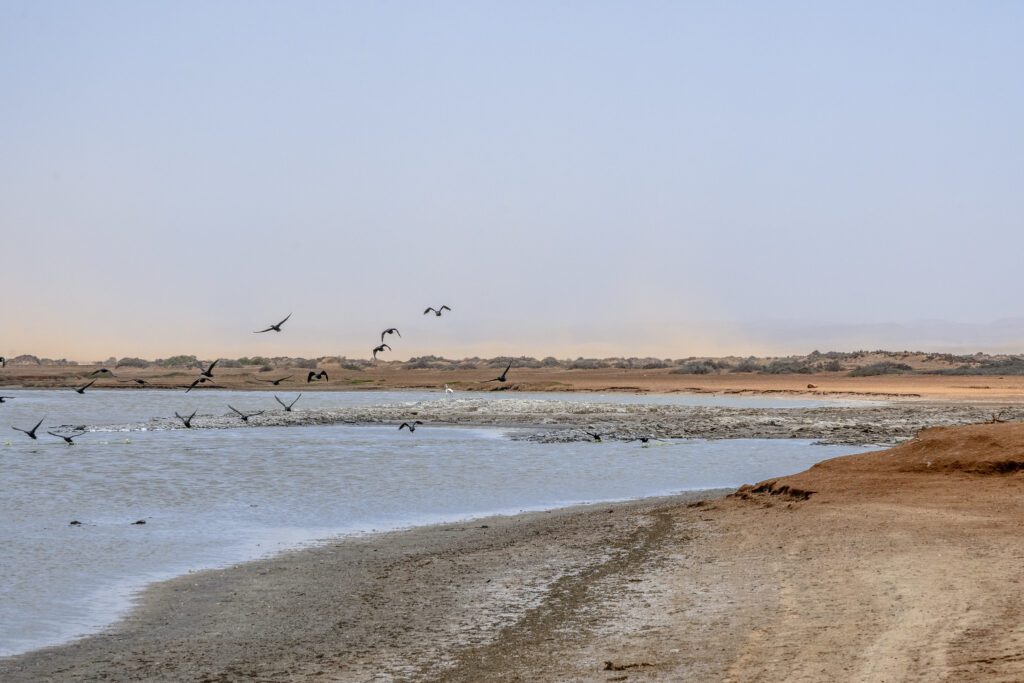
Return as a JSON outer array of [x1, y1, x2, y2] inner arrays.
[[2, 3, 1022, 362]]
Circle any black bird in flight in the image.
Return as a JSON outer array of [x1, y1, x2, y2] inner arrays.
[[585, 431, 603, 442], [254, 313, 292, 333], [74, 379, 97, 394], [372, 343, 391, 360], [399, 420, 424, 432], [175, 410, 197, 428], [275, 394, 302, 412], [380, 328, 401, 343], [185, 377, 215, 393], [119, 378, 148, 386], [307, 370, 328, 383], [423, 305, 451, 317], [0, 396, 15, 403], [0, 356, 5, 368], [258, 376, 293, 386], [228, 405, 264, 423], [197, 359, 219, 378], [90, 368, 114, 377], [484, 361, 512, 383], [48, 431, 84, 445], [12, 417, 45, 440]]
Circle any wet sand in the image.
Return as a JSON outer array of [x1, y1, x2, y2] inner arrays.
[[4, 422, 1024, 681]]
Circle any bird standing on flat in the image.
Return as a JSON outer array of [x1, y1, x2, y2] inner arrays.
[[484, 361, 512, 383], [258, 376, 292, 386], [12, 417, 45, 440], [175, 410, 197, 428], [197, 360, 219, 378], [48, 431, 84, 445], [444, 384, 454, 394], [307, 370, 328, 383], [228, 405, 264, 422], [372, 344, 391, 360], [185, 377, 215, 393], [380, 328, 401, 343], [254, 313, 292, 333], [274, 394, 302, 412], [399, 420, 424, 432], [74, 379, 97, 394], [423, 305, 451, 317]]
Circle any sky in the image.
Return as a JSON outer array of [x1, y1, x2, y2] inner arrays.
[[2, 2, 1022, 361]]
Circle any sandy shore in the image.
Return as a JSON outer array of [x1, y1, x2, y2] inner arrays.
[[5, 363, 1024, 402], [4, 422, 1024, 681]]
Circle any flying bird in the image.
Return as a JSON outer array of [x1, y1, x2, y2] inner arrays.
[[307, 370, 328, 383], [423, 305, 451, 317], [0, 357, 5, 368], [372, 343, 391, 360], [12, 417, 45, 440], [274, 394, 302, 412], [258, 376, 292, 386], [175, 410, 197, 428], [197, 359, 219, 378], [90, 368, 114, 377], [399, 420, 424, 432], [227, 405, 264, 422], [254, 313, 292, 333], [484, 361, 512, 383], [380, 328, 401, 343], [119, 379, 148, 386], [48, 431, 84, 445], [185, 377, 215, 393], [0, 396, 15, 403], [585, 431, 603, 442], [74, 379, 97, 394]]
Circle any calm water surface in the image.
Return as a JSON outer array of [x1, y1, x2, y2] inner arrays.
[[0, 389, 867, 656]]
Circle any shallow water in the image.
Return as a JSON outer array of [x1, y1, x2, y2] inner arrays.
[[0, 390, 864, 656]]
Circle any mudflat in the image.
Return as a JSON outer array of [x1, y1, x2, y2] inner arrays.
[[3, 423, 1023, 681]]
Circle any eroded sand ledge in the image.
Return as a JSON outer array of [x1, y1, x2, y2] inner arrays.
[[3, 422, 1023, 681]]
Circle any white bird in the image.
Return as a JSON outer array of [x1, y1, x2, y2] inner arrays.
[[444, 384, 455, 394]]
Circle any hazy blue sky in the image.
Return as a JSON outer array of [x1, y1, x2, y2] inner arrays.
[[2, 2, 1022, 360]]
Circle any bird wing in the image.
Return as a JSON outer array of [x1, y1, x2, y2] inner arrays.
[[208, 359, 219, 371], [274, 396, 287, 408], [423, 308, 435, 315], [228, 405, 243, 416], [395, 329, 401, 337], [320, 371, 328, 381], [440, 305, 451, 311], [290, 394, 302, 407], [253, 326, 274, 333], [504, 361, 512, 373], [307, 372, 315, 382], [47, 432, 65, 440], [189, 410, 197, 420], [276, 313, 292, 327], [399, 422, 409, 430], [383, 344, 391, 351], [31, 417, 44, 433]]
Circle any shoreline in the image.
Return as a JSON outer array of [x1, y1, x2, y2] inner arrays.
[[3, 423, 1023, 680], [0, 490, 728, 681], [5, 364, 1024, 402]]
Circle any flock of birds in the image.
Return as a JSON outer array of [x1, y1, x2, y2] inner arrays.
[[5, 305, 488, 445]]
